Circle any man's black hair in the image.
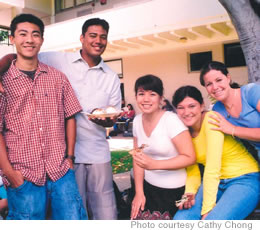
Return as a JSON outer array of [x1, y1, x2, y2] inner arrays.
[[10, 13, 44, 37], [82, 18, 109, 35]]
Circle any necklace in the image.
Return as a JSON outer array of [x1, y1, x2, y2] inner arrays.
[[226, 89, 238, 118]]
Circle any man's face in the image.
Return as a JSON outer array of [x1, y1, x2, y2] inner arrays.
[[10, 22, 43, 60], [80, 25, 108, 59]]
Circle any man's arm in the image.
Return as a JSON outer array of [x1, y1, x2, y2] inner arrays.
[[65, 116, 76, 169], [0, 54, 16, 93], [0, 133, 24, 188]]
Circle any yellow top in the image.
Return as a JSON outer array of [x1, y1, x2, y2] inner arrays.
[[185, 111, 259, 215]]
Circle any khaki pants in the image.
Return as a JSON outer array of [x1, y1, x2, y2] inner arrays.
[[74, 162, 117, 220]]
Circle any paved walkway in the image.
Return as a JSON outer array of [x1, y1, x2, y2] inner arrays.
[[108, 135, 133, 191], [113, 171, 132, 192], [108, 135, 133, 151]]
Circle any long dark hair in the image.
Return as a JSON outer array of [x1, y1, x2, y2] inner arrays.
[[200, 61, 240, 88], [200, 61, 229, 86]]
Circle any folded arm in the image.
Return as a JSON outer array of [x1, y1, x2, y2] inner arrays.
[[133, 130, 196, 170]]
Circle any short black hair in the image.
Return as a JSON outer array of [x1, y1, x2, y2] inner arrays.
[[135, 74, 164, 96], [82, 18, 109, 36], [200, 61, 229, 86], [172, 85, 203, 108], [10, 13, 44, 37]]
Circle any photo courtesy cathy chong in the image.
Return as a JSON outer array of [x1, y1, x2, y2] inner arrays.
[[128, 220, 259, 230], [1, 220, 260, 230]]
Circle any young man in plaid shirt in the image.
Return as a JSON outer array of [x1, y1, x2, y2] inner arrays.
[[0, 14, 87, 220]]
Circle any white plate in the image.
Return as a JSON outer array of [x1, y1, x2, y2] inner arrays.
[[81, 112, 121, 119]]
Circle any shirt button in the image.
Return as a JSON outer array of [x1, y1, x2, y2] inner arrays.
[[39, 128, 43, 131], [42, 143, 45, 147], [37, 112, 40, 115]]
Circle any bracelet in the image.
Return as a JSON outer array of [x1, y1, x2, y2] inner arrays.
[[231, 126, 236, 138]]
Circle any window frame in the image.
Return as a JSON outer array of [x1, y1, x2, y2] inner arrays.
[[188, 51, 212, 73]]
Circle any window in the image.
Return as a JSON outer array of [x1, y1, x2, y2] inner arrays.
[[76, 0, 92, 6], [64, 0, 74, 8], [224, 42, 246, 67], [104, 59, 123, 78], [55, 0, 93, 13], [188, 51, 212, 72]]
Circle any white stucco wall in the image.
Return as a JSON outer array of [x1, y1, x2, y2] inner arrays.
[[0, 8, 13, 27], [0, 0, 24, 8], [0, 44, 15, 58]]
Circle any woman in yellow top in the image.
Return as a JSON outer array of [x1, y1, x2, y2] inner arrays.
[[172, 85, 259, 220]]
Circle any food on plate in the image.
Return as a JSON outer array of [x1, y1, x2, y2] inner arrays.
[[91, 108, 105, 115], [105, 106, 118, 114], [83, 106, 121, 120], [129, 144, 148, 156]]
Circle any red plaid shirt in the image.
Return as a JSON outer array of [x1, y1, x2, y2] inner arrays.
[[0, 61, 82, 186]]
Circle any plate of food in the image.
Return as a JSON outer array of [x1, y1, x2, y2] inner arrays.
[[82, 106, 121, 119]]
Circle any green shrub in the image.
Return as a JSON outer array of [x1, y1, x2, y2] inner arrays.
[[111, 150, 132, 174]]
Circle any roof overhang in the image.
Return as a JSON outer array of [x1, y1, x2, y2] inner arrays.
[[41, 0, 237, 59]]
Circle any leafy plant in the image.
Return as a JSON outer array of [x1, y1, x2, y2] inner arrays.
[[0, 30, 9, 42], [111, 150, 132, 174]]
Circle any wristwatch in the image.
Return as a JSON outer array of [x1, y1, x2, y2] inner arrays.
[[65, 154, 75, 163]]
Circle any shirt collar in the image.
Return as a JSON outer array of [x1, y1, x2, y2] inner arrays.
[[70, 50, 83, 63], [71, 50, 107, 73], [8, 59, 48, 80]]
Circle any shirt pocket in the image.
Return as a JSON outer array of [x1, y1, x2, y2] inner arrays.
[[4, 87, 33, 134], [6, 85, 31, 108]]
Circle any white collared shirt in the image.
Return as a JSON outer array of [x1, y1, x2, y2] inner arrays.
[[39, 51, 121, 163]]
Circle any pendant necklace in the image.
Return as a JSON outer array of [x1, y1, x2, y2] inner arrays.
[[226, 89, 237, 118]]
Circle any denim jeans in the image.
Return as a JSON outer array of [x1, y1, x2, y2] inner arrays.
[[0, 185, 7, 199], [6, 169, 88, 220], [173, 172, 260, 220]]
